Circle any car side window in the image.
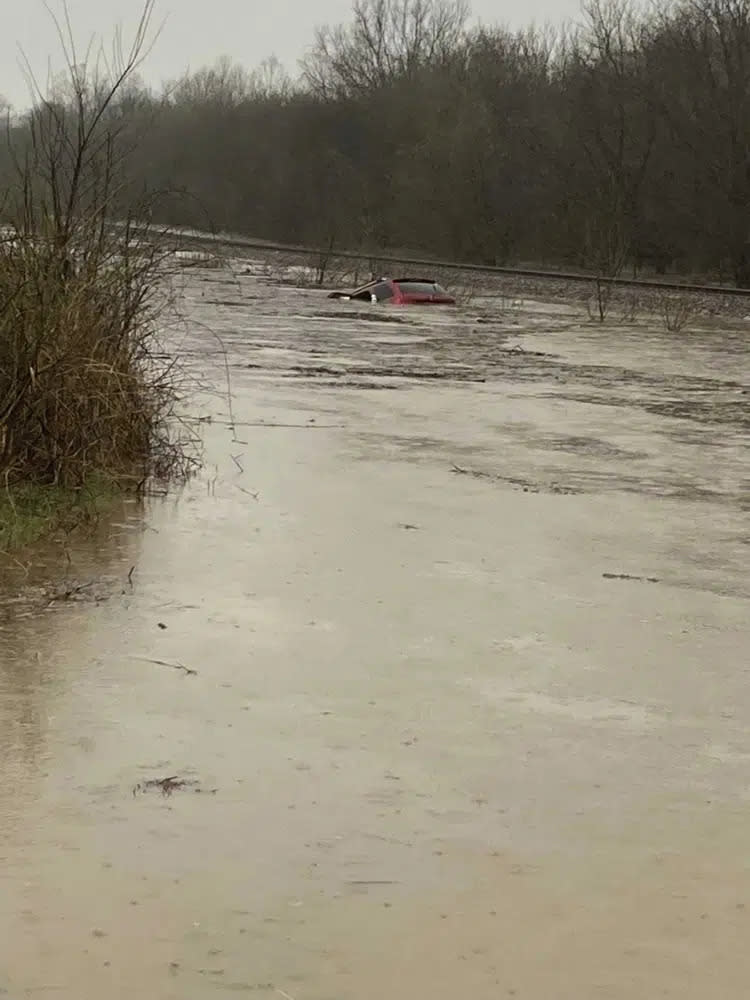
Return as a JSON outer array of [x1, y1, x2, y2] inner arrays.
[[374, 282, 393, 301]]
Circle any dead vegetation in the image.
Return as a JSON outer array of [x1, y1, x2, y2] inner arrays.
[[659, 291, 696, 332], [586, 278, 614, 322], [0, 2, 194, 543], [132, 775, 210, 796]]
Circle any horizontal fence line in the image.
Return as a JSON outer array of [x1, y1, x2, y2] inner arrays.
[[164, 227, 750, 298]]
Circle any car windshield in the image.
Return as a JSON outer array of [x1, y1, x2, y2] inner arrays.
[[396, 281, 448, 295]]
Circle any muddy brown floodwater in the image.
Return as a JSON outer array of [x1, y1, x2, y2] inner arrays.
[[1, 259, 749, 999]]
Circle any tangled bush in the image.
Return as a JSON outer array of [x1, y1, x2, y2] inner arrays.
[[0, 228, 185, 489], [0, 1, 191, 497]]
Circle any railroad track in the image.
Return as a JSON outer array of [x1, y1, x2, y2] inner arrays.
[[165, 227, 750, 299]]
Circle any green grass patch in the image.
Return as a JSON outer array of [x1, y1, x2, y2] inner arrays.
[[0, 476, 121, 553]]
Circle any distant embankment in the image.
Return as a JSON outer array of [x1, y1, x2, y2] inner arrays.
[[158, 224, 750, 299]]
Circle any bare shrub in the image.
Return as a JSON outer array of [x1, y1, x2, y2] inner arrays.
[[620, 291, 640, 321], [432, 267, 481, 306], [313, 240, 337, 285], [314, 251, 361, 288], [586, 277, 613, 321], [263, 249, 332, 287], [0, 2, 195, 494], [659, 290, 695, 332]]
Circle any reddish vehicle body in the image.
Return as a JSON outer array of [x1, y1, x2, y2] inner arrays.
[[328, 277, 456, 306]]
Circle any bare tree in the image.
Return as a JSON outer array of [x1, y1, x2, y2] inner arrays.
[[646, 0, 750, 285], [169, 56, 252, 108], [564, 0, 656, 278], [248, 57, 294, 100], [302, 0, 469, 98]]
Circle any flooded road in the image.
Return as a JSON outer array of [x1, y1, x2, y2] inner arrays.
[[1, 261, 748, 998]]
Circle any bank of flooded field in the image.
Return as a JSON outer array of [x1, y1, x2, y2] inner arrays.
[[1, 257, 748, 999]]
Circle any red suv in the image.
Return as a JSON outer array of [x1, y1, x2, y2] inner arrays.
[[328, 277, 456, 306]]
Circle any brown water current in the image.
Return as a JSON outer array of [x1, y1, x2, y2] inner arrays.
[[1, 260, 748, 998]]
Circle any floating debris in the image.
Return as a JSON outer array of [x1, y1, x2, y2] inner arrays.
[[130, 655, 197, 676], [603, 572, 660, 583], [132, 775, 214, 797]]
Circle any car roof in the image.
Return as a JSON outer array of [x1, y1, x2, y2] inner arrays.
[[340, 276, 447, 296], [393, 277, 443, 285]]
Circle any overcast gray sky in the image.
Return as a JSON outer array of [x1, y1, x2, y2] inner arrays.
[[1, 0, 582, 109]]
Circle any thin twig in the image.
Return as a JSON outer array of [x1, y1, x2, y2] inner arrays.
[[236, 485, 259, 500], [215, 420, 343, 429], [47, 580, 95, 604], [345, 879, 400, 885], [131, 655, 197, 676]]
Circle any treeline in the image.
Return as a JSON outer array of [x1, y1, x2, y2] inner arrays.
[[3, 0, 750, 285]]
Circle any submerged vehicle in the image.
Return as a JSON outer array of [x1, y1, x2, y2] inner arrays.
[[328, 277, 456, 305]]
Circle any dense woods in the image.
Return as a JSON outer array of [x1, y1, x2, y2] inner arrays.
[[3, 0, 750, 285]]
